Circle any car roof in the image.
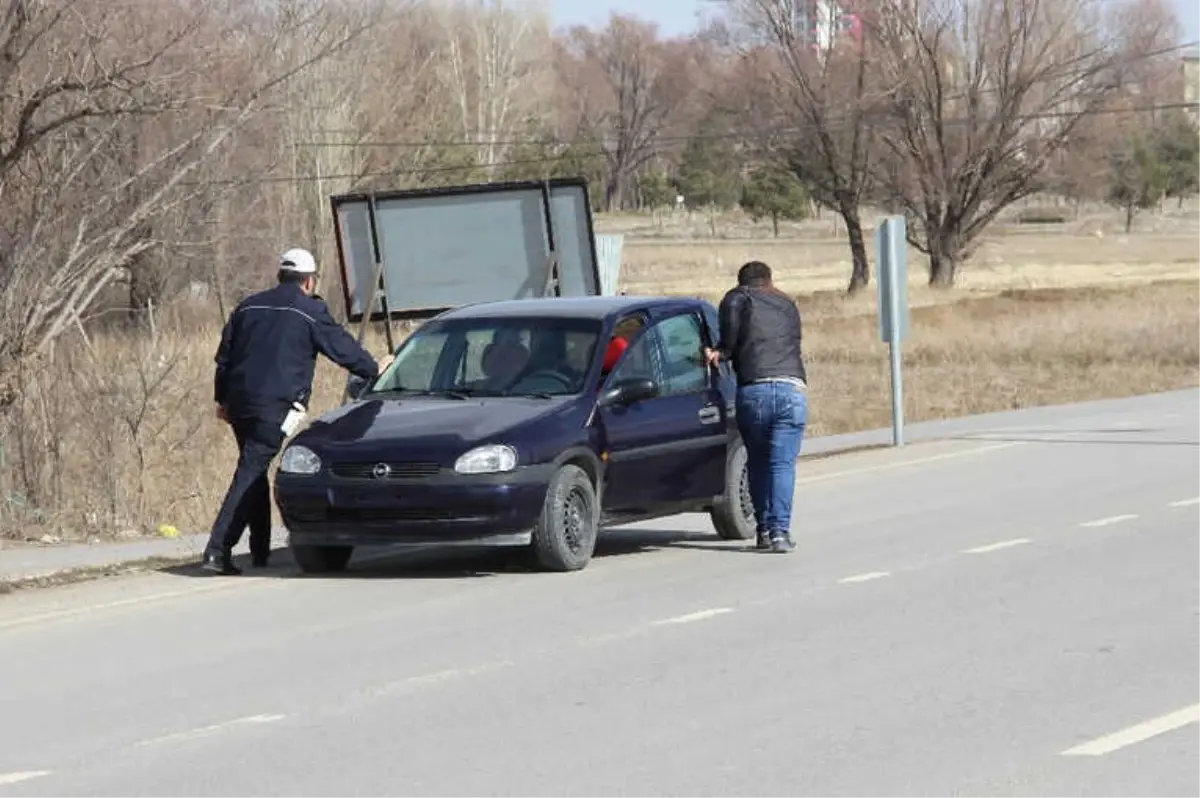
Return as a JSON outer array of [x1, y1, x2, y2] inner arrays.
[[436, 295, 708, 322]]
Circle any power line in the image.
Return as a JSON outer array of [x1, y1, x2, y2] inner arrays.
[[195, 99, 1199, 187], [297, 100, 1197, 150], [284, 38, 1199, 150]]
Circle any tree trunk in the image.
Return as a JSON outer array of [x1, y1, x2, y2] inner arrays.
[[771, 212, 779, 237], [605, 173, 626, 212], [927, 222, 964, 288], [928, 245, 957, 288], [1124, 203, 1134, 234], [842, 206, 869, 294]]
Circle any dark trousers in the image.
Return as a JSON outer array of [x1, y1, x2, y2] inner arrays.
[[205, 416, 286, 557]]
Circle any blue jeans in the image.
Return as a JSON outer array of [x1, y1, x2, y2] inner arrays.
[[735, 381, 808, 535]]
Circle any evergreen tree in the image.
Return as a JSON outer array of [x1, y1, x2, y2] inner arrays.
[[740, 166, 810, 236], [676, 134, 741, 235]]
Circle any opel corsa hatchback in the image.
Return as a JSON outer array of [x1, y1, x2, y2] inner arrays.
[[273, 296, 758, 574]]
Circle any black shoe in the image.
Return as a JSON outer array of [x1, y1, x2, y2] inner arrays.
[[251, 551, 270, 568], [768, 532, 795, 554], [756, 531, 771, 550], [202, 550, 242, 575]]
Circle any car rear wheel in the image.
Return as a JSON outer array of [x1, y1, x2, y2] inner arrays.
[[710, 437, 756, 541], [291, 543, 354, 574], [532, 464, 599, 572]]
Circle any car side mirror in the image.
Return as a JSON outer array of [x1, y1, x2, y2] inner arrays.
[[599, 377, 659, 407], [345, 374, 371, 401]]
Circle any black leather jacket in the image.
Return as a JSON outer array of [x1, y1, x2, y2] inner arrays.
[[715, 285, 807, 387]]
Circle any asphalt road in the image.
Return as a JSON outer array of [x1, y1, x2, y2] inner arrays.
[[0, 390, 1196, 797]]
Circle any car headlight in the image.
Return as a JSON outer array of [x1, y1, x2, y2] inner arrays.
[[454, 444, 517, 474], [279, 445, 322, 475]]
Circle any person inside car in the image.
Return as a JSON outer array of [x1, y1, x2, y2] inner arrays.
[[478, 338, 530, 392], [600, 335, 629, 379]]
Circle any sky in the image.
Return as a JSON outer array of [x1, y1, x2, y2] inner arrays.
[[549, 0, 709, 35], [549, 0, 1200, 43]]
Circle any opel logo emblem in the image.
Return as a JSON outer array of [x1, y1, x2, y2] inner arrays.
[[371, 463, 391, 479]]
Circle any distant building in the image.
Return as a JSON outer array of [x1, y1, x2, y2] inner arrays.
[[786, 0, 863, 50], [1183, 45, 1199, 119]]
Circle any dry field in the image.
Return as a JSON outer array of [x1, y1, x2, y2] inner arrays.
[[619, 232, 1199, 301], [0, 223, 1196, 543]]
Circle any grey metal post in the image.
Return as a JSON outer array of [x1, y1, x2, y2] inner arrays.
[[886, 226, 905, 447]]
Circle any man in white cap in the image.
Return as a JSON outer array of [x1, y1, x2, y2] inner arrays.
[[204, 247, 394, 575]]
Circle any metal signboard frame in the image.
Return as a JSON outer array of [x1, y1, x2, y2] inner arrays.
[[328, 176, 603, 327]]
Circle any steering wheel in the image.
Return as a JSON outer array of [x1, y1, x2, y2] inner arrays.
[[516, 369, 573, 392]]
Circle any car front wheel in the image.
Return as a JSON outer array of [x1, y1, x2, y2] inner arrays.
[[291, 543, 354, 574], [532, 464, 599, 572], [710, 437, 756, 541]]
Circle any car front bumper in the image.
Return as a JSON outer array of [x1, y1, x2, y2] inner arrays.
[[274, 464, 553, 547]]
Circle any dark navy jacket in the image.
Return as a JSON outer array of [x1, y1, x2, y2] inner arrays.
[[214, 283, 380, 421]]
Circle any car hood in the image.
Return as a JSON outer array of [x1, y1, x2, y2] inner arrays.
[[294, 395, 575, 462]]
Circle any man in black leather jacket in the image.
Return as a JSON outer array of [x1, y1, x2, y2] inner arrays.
[[705, 261, 808, 553]]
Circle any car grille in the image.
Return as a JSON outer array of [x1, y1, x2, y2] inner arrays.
[[325, 507, 456, 523], [329, 461, 441, 480]]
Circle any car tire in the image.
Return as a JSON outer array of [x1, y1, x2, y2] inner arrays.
[[710, 437, 756, 541], [290, 544, 354, 574], [531, 464, 599, 572]]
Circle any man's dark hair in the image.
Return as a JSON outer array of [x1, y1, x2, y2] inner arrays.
[[737, 260, 772, 287], [277, 269, 314, 285]]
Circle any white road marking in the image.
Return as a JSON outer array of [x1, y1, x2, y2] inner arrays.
[[0, 771, 50, 786], [1061, 704, 1200, 756], [962, 538, 1032, 555], [1169, 497, 1200, 508], [374, 661, 515, 696], [652, 607, 735, 626], [134, 713, 286, 747], [797, 442, 1025, 486], [839, 571, 891, 584], [1079, 514, 1138, 528]]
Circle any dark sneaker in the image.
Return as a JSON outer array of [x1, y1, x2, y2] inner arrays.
[[756, 530, 771, 550], [768, 532, 795, 554], [202, 550, 242, 575], [251, 550, 270, 568]]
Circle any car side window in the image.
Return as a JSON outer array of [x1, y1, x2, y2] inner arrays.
[[656, 313, 707, 396], [606, 326, 662, 386]]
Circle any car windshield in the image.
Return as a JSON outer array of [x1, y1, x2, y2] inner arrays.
[[368, 315, 602, 398]]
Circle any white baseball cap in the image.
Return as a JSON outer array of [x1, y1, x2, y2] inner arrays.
[[279, 247, 317, 274]]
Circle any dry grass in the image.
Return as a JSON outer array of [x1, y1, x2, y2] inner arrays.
[[796, 280, 1198, 437], [618, 234, 1200, 300], [0, 249, 1196, 543]]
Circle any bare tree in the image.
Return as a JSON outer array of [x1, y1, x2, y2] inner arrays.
[[0, 0, 367, 409], [870, 0, 1182, 286], [561, 14, 683, 211], [437, 0, 552, 172], [721, 0, 887, 293]]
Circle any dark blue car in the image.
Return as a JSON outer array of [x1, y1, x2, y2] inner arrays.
[[273, 295, 757, 574]]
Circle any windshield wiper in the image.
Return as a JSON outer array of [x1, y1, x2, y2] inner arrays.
[[372, 387, 470, 400]]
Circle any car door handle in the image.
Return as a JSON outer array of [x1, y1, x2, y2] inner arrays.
[[698, 406, 721, 425]]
